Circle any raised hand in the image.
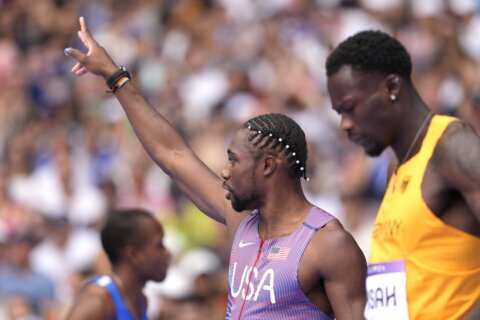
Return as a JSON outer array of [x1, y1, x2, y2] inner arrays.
[[64, 17, 118, 79]]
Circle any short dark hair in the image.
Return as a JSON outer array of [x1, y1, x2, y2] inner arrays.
[[243, 113, 308, 179], [101, 209, 153, 264], [326, 30, 412, 80]]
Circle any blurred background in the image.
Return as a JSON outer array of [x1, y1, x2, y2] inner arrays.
[[1, 0, 480, 319]]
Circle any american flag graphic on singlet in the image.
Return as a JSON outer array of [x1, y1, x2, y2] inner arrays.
[[226, 207, 335, 320]]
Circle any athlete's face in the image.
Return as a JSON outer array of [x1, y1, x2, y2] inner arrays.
[[134, 218, 171, 282], [327, 66, 395, 157], [221, 129, 262, 212]]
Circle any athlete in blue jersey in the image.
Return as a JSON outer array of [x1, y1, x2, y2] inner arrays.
[[65, 17, 366, 319], [65, 209, 171, 320]]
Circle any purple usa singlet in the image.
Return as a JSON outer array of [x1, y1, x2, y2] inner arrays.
[[226, 206, 335, 320]]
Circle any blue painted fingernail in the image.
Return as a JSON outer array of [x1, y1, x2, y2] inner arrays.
[[64, 48, 71, 55]]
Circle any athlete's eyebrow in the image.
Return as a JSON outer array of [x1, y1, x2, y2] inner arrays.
[[333, 99, 353, 111], [337, 98, 348, 107]]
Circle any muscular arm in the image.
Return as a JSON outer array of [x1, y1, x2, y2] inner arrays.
[[313, 221, 367, 320], [434, 121, 480, 319], [113, 81, 230, 224], [64, 285, 115, 320], [65, 17, 247, 235], [436, 121, 480, 222]]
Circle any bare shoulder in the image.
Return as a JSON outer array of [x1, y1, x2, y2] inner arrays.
[[435, 120, 480, 158], [433, 120, 480, 187], [306, 219, 367, 274], [65, 284, 115, 320], [303, 219, 367, 318]]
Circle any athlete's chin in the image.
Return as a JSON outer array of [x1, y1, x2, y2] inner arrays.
[[153, 270, 168, 282], [231, 200, 248, 212], [364, 143, 385, 157], [231, 197, 255, 212]]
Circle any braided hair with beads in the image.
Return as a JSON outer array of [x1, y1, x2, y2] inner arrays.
[[243, 113, 309, 180]]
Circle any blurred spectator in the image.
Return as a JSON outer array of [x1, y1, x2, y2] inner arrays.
[[0, 232, 55, 320]]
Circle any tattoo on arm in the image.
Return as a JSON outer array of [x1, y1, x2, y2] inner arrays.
[[436, 122, 480, 187]]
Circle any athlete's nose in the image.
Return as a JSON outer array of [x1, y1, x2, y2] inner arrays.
[[165, 248, 172, 263], [340, 114, 353, 131], [221, 167, 231, 180]]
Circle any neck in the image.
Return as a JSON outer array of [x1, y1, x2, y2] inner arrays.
[[257, 181, 312, 240], [391, 97, 432, 165], [111, 266, 145, 305]]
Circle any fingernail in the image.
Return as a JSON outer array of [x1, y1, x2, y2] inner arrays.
[[64, 48, 71, 55]]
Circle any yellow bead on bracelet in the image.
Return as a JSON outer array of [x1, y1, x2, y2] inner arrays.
[[113, 76, 130, 92], [106, 66, 131, 93]]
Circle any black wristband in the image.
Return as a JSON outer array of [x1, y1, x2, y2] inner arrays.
[[106, 66, 131, 90]]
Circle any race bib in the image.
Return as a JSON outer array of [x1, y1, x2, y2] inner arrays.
[[364, 260, 409, 320]]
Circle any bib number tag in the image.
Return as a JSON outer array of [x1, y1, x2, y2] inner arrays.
[[364, 260, 409, 320]]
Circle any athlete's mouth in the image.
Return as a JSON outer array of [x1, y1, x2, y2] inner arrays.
[[222, 182, 232, 200], [348, 133, 366, 145]]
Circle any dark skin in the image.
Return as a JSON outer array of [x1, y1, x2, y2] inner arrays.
[[226, 130, 367, 318], [327, 65, 480, 319], [66, 285, 119, 320], [327, 65, 480, 236], [65, 217, 170, 319], [65, 17, 366, 319]]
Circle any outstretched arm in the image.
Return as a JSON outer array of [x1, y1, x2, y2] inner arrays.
[[65, 17, 241, 229]]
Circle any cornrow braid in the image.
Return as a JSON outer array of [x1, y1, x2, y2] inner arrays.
[[243, 113, 308, 180]]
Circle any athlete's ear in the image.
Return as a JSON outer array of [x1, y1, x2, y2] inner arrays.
[[262, 155, 277, 177], [124, 245, 140, 264], [384, 74, 402, 103]]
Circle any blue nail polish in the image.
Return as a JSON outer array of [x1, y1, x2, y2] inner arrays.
[[64, 48, 71, 55]]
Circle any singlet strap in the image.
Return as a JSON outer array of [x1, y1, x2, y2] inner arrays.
[[303, 207, 335, 231], [95, 276, 125, 307], [91, 276, 142, 320], [418, 115, 457, 160]]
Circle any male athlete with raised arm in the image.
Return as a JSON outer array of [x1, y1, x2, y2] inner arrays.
[[65, 17, 366, 319]]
